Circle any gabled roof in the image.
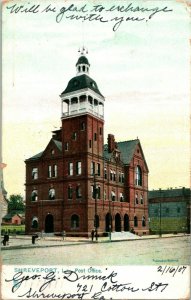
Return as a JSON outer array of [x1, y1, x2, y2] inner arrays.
[[117, 140, 140, 164], [104, 139, 148, 171], [26, 139, 62, 161], [3, 211, 23, 220], [61, 74, 104, 98], [53, 139, 62, 152], [26, 151, 44, 161]]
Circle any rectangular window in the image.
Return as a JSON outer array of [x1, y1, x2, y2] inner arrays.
[[91, 162, 95, 175], [99, 127, 102, 135], [76, 161, 82, 175], [89, 140, 92, 148], [53, 165, 57, 177], [72, 132, 77, 140], [65, 142, 69, 151], [97, 163, 100, 176], [118, 172, 121, 183], [110, 170, 113, 181], [104, 168, 107, 179], [48, 166, 52, 178], [49, 188, 55, 200], [94, 133, 97, 141], [32, 168, 38, 180], [113, 171, 116, 181], [80, 122, 85, 131], [31, 189, 38, 201], [122, 173, 125, 183], [76, 186, 82, 198], [68, 186, 73, 199], [91, 185, 94, 198], [68, 162, 73, 176], [104, 190, 106, 201], [97, 186, 101, 199]]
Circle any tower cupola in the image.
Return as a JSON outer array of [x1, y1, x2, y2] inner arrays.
[[60, 51, 105, 121], [76, 55, 90, 75]]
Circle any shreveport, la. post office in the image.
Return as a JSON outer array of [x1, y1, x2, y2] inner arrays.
[[25, 51, 149, 237]]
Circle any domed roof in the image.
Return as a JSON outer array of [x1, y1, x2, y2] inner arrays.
[[76, 55, 90, 67], [61, 74, 104, 97]]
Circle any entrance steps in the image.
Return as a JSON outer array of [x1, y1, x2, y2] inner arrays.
[[111, 231, 140, 240]]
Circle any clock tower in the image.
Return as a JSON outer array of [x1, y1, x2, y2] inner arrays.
[[60, 52, 105, 234]]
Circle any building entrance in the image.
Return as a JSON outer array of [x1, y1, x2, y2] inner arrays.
[[45, 214, 54, 233], [115, 213, 121, 232], [105, 213, 112, 232], [124, 214, 130, 231]]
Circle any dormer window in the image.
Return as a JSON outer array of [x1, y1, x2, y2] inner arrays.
[[91, 81, 96, 88]]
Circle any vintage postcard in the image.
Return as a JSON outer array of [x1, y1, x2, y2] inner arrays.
[[1, 0, 190, 299]]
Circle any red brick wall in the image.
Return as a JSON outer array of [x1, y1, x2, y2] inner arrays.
[[25, 117, 149, 236]]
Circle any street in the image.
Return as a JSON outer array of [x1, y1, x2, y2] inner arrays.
[[2, 236, 190, 266]]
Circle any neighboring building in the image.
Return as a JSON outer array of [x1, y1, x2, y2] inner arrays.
[[25, 52, 149, 236], [0, 181, 8, 224], [2, 212, 24, 225], [148, 187, 190, 234]]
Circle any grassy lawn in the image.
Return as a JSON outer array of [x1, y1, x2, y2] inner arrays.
[[1, 224, 25, 234]]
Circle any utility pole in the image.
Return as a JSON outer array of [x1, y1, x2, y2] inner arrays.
[[109, 197, 111, 242], [93, 174, 98, 241], [159, 189, 162, 238]]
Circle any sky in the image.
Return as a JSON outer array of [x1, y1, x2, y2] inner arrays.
[[2, 0, 190, 197]]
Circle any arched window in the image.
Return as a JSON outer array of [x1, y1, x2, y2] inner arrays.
[[32, 217, 38, 228], [135, 166, 142, 186], [32, 168, 38, 179], [142, 216, 146, 227], [140, 194, 144, 204], [119, 192, 124, 202], [134, 216, 138, 227], [82, 65, 85, 72], [111, 191, 116, 201], [49, 188, 55, 200], [31, 189, 38, 201], [71, 214, 79, 229]]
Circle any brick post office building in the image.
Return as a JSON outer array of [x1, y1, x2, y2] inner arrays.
[[25, 53, 149, 236]]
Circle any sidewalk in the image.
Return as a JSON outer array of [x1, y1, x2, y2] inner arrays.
[[1, 233, 189, 251]]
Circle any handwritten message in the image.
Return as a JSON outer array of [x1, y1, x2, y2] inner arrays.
[[2, 265, 189, 299], [6, 2, 173, 31]]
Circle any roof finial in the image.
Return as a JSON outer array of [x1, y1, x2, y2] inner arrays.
[[78, 46, 88, 56]]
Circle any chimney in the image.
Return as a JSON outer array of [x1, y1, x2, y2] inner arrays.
[[108, 134, 115, 153], [52, 129, 62, 141]]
